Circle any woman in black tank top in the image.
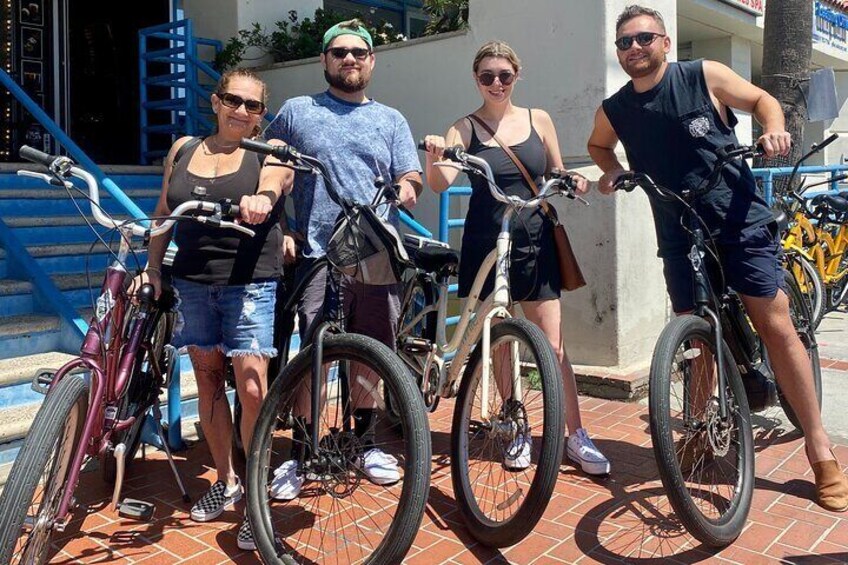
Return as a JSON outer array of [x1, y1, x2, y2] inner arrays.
[[131, 68, 293, 548], [422, 41, 610, 476]]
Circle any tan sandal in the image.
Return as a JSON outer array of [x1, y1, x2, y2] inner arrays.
[[811, 451, 848, 513]]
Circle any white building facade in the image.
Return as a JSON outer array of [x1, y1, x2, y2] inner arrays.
[[185, 0, 848, 372]]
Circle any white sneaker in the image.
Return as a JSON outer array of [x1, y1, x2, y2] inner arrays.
[[503, 434, 532, 470], [270, 460, 304, 500], [358, 448, 401, 485], [567, 428, 611, 476]]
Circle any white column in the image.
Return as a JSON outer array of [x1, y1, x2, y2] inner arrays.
[[691, 36, 754, 145]]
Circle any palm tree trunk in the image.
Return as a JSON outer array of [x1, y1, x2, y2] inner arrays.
[[755, 0, 813, 185]]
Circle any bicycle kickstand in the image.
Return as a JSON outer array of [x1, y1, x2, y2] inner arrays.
[[152, 402, 192, 503]]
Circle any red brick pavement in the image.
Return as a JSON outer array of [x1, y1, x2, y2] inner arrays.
[[46, 394, 848, 564]]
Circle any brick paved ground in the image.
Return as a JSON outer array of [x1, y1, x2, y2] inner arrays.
[[43, 380, 848, 565]]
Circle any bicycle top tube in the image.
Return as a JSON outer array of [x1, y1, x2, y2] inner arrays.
[[17, 145, 253, 240]]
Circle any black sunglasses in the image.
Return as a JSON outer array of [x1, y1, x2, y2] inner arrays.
[[326, 47, 371, 60], [615, 32, 665, 51], [477, 71, 516, 87], [216, 92, 265, 115]]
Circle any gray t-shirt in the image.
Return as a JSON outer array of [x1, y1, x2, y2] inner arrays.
[[265, 91, 421, 258]]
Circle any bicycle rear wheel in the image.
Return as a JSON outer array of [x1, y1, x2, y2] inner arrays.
[[451, 318, 564, 547], [649, 315, 754, 547], [775, 269, 822, 431], [247, 333, 430, 565], [0, 374, 89, 564], [787, 253, 824, 329]]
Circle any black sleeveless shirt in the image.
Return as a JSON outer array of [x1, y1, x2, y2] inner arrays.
[[166, 143, 283, 285], [602, 60, 773, 257]]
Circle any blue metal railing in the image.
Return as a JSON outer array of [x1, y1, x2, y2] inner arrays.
[[139, 19, 223, 164], [751, 164, 848, 204]]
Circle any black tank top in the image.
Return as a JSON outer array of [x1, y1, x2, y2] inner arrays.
[[166, 143, 283, 285], [464, 110, 549, 240], [602, 60, 773, 257]]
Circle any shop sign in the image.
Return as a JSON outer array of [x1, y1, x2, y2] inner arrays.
[[717, 0, 764, 16], [814, 1, 848, 52]]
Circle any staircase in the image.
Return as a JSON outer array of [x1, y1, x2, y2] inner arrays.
[[0, 169, 170, 475]]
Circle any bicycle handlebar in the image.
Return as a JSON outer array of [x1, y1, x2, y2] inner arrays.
[[418, 139, 583, 208], [17, 146, 254, 239]]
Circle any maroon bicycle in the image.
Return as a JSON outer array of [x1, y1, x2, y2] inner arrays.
[[0, 146, 253, 564]]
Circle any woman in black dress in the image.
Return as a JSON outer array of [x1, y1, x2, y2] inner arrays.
[[423, 41, 610, 476]]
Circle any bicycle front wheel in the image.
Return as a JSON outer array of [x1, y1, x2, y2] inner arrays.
[[649, 315, 754, 547], [247, 333, 431, 565], [0, 374, 89, 564], [451, 318, 564, 547]]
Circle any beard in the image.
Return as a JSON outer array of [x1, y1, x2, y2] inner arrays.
[[622, 50, 665, 79], [324, 67, 371, 93]]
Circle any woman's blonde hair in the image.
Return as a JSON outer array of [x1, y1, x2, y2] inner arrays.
[[472, 41, 521, 74], [214, 68, 267, 138]]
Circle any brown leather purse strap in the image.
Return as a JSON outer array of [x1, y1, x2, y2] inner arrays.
[[467, 113, 554, 217]]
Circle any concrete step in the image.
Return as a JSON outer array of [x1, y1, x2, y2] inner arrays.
[[5, 215, 136, 246], [0, 274, 108, 316], [0, 314, 62, 361], [0, 189, 160, 218], [0, 242, 148, 277]]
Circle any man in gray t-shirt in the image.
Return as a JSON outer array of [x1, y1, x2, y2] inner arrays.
[[263, 19, 422, 498]]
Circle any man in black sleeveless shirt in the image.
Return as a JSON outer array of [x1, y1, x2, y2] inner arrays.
[[588, 5, 847, 512]]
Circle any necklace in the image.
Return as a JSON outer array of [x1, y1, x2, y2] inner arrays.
[[201, 136, 240, 177]]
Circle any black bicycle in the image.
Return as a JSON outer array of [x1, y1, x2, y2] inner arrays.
[[615, 144, 820, 547], [239, 139, 431, 565]]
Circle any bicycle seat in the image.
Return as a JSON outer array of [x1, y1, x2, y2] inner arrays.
[[811, 194, 848, 213], [411, 246, 460, 277], [771, 208, 789, 233]]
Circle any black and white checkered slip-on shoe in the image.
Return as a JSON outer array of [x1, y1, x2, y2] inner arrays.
[[190, 479, 242, 522], [237, 514, 256, 551]]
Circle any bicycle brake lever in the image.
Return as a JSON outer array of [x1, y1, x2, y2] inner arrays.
[[221, 221, 256, 237], [17, 170, 74, 189]]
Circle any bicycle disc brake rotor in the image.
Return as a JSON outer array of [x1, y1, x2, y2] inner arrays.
[[313, 429, 364, 499], [705, 398, 732, 457]]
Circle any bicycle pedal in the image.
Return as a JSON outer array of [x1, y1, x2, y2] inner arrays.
[[401, 337, 431, 354], [117, 498, 155, 521], [30, 368, 55, 394]]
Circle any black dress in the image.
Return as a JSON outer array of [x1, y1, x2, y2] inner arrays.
[[458, 112, 561, 302]]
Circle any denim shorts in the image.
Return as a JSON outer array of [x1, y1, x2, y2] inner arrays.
[[172, 278, 278, 358], [662, 221, 786, 313]]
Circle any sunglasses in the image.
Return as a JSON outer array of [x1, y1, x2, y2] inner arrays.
[[477, 71, 516, 87], [216, 92, 265, 115], [615, 31, 665, 51], [326, 47, 371, 60]]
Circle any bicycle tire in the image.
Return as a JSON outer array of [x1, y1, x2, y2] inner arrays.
[[649, 315, 754, 547], [787, 253, 825, 329], [0, 374, 89, 564], [825, 253, 848, 312], [247, 332, 431, 565], [451, 318, 564, 547], [102, 311, 175, 483], [776, 269, 822, 431], [388, 273, 439, 427]]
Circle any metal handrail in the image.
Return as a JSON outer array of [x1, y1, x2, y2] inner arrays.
[[751, 163, 848, 204]]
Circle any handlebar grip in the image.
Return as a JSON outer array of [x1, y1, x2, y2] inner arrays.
[[226, 203, 240, 219], [816, 133, 839, 152], [443, 145, 466, 162], [417, 139, 427, 151], [240, 138, 298, 162], [19, 145, 56, 167]]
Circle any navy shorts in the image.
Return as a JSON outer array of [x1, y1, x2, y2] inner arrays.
[[172, 278, 278, 357], [662, 222, 786, 313]]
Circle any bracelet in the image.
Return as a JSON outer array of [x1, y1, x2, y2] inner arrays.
[[146, 267, 162, 275]]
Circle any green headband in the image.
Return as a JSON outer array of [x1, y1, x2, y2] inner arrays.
[[322, 21, 373, 51]]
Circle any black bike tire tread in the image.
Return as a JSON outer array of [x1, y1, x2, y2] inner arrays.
[[649, 315, 754, 547], [450, 318, 565, 547], [246, 332, 431, 565], [0, 374, 89, 563]]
